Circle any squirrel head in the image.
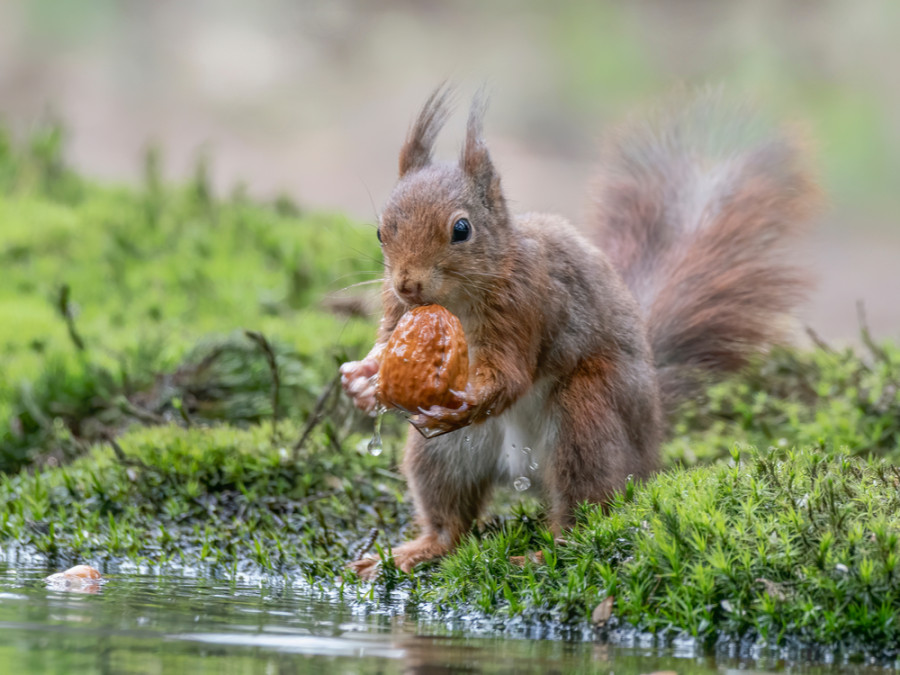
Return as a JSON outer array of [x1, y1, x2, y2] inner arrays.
[[378, 86, 511, 311]]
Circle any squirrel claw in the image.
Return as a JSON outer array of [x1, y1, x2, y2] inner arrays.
[[409, 401, 472, 435], [416, 400, 470, 418]]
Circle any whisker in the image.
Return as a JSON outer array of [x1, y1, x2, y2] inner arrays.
[[329, 270, 384, 283], [442, 269, 502, 291], [443, 267, 506, 281], [341, 247, 385, 269], [333, 278, 386, 293], [443, 270, 492, 286]]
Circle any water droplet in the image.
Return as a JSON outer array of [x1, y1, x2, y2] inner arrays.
[[464, 436, 471, 444], [522, 446, 531, 455], [513, 476, 531, 492], [367, 407, 385, 456], [529, 461, 539, 472], [511, 443, 517, 450], [367, 436, 382, 456]]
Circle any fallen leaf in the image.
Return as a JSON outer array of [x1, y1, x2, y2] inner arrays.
[[509, 550, 545, 567], [592, 595, 615, 627], [755, 577, 787, 602]]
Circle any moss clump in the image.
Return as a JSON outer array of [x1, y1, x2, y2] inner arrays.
[[430, 447, 900, 654], [0, 423, 409, 581], [0, 124, 379, 471], [667, 343, 900, 467]]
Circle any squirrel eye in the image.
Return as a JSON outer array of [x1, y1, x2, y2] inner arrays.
[[451, 218, 471, 243], [376, 227, 383, 244]]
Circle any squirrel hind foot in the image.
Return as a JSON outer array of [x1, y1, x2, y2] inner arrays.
[[347, 556, 382, 581]]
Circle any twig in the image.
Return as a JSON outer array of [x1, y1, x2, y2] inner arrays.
[[116, 396, 165, 424], [373, 467, 405, 482], [804, 325, 836, 355], [103, 432, 151, 471], [296, 488, 343, 507], [245, 330, 281, 444], [116, 396, 166, 424], [57, 284, 85, 352], [857, 300, 889, 364], [293, 373, 341, 458], [350, 528, 379, 562], [172, 397, 194, 428]]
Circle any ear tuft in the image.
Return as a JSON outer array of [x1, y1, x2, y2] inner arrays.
[[461, 88, 502, 206], [398, 83, 454, 177]]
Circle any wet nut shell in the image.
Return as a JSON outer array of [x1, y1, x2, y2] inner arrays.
[[377, 305, 469, 411]]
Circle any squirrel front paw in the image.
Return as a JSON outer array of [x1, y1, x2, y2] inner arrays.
[[339, 357, 380, 415], [409, 388, 476, 434]]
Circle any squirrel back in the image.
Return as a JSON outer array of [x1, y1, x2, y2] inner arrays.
[[590, 94, 822, 417]]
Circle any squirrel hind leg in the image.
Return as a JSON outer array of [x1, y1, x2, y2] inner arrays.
[[351, 431, 494, 576], [548, 355, 662, 529]]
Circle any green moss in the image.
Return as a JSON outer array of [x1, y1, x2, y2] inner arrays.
[[0, 423, 409, 581], [667, 344, 900, 467], [429, 447, 900, 653], [0, 124, 379, 470]]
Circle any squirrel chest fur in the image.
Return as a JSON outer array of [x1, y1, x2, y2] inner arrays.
[[340, 86, 820, 579]]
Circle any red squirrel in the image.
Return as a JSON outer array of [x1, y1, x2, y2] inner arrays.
[[341, 86, 820, 579]]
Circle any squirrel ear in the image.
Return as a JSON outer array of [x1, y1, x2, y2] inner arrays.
[[398, 84, 453, 177], [461, 89, 503, 207]]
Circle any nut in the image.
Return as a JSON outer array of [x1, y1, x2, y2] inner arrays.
[[377, 304, 468, 411]]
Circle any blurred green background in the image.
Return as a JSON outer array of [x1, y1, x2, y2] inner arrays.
[[1, 0, 898, 338]]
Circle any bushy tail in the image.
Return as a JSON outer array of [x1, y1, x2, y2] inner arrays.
[[591, 93, 822, 417]]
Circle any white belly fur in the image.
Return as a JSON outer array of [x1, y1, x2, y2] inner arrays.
[[493, 377, 557, 489], [424, 378, 558, 492]]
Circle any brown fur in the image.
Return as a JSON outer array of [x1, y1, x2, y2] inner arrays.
[[591, 95, 822, 416], [343, 89, 820, 579], [550, 353, 662, 529]]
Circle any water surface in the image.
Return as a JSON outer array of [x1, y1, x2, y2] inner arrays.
[[0, 563, 891, 674]]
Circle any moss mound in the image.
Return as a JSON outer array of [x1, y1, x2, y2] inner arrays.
[[431, 447, 900, 653]]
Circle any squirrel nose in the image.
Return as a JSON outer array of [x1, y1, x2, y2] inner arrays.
[[397, 279, 425, 304]]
